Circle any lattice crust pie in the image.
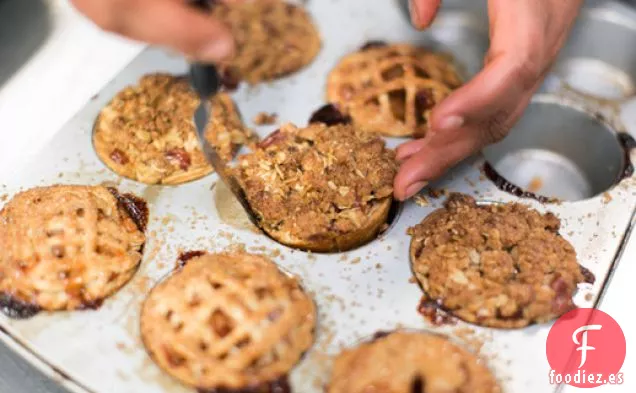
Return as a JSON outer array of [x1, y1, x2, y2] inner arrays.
[[141, 253, 315, 391], [408, 194, 592, 329], [234, 122, 398, 252], [327, 42, 462, 137], [93, 73, 253, 185], [211, 0, 321, 85], [0, 185, 146, 314], [327, 331, 501, 393]]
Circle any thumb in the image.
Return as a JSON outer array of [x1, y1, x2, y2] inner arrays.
[[409, 0, 442, 30]]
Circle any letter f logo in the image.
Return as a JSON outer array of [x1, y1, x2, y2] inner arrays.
[[572, 325, 602, 368]]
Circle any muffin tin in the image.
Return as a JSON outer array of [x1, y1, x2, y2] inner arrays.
[[1, 0, 636, 392]]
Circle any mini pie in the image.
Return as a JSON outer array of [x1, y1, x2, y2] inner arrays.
[[140, 252, 315, 391], [327, 42, 462, 137], [211, 0, 321, 85], [234, 122, 398, 252], [327, 331, 501, 393], [93, 73, 253, 185], [408, 193, 592, 329], [0, 185, 146, 313]]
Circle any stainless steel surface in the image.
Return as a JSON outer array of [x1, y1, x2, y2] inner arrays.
[[483, 95, 626, 201], [554, 2, 636, 99], [2, 1, 636, 393]]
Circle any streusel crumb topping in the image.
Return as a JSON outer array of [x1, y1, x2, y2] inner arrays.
[[409, 194, 591, 329], [235, 123, 397, 241]]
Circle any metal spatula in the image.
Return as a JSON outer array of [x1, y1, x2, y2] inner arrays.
[[189, 64, 263, 230], [187, 0, 263, 229]]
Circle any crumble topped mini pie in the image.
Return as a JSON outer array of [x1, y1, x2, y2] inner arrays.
[[140, 252, 315, 391], [93, 73, 252, 185], [0, 185, 146, 315], [326, 42, 462, 137], [234, 122, 398, 252], [327, 331, 501, 393], [408, 194, 592, 329], [211, 0, 321, 85]]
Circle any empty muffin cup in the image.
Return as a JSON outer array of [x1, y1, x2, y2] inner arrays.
[[482, 95, 626, 201], [552, 3, 636, 100]]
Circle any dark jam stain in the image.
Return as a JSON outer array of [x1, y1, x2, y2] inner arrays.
[[258, 129, 287, 149], [485, 132, 636, 201], [618, 132, 636, 180], [176, 250, 207, 269], [78, 299, 104, 311], [360, 40, 388, 51], [580, 265, 596, 284], [197, 376, 291, 393], [0, 293, 41, 319], [411, 375, 425, 393], [417, 297, 457, 326], [107, 188, 149, 232], [220, 67, 242, 91], [482, 163, 556, 204], [308, 104, 352, 127], [371, 331, 391, 342]]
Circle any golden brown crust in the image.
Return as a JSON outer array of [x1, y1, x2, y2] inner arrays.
[[327, 331, 501, 393], [0, 185, 145, 311], [140, 253, 315, 390], [327, 43, 462, 137], [234, 123, 397, 252], [408, 194, 589, 329], [93, 73, 253, 185], [212, 0, 321, 85]]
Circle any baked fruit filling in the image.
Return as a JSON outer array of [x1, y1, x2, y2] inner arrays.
[[327, 42, 462, 137], [93, 73, 253, 185], [408, 194, 593, 329], [140, 252, 315, 391], [234, 122, 398, 252], [327, 331, 501, 393], [211, 0, 322, 86], [0, 185, 146, 315]]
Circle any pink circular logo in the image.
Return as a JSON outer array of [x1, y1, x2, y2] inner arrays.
[[546, 308, 626, 388]]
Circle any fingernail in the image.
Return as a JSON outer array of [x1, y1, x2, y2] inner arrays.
[[198, 38, 234, 62], [404, 181, 428, 200], [438, 115, 464, 131], [408, 0, 421, 28]]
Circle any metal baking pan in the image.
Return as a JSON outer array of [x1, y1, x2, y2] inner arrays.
[[1, 1, 636, 392]]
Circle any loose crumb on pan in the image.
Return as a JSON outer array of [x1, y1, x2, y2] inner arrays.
[[408, 193, 593, 329], [253, 112, 279, 125], [413, 194, 429, 207]]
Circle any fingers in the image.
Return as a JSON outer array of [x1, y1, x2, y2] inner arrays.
[[393, 82, 537, 201], [393, 126, 482, 201], [408, 0, 442, 30], [431, 53, 540, 143], [395, 138, 427, 162], [393, 51, 546, 200], [71, 0, 234, 62]]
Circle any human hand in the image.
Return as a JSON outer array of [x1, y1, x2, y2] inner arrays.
[[70, 0, 246, 62], [393, 0, 583, 200]]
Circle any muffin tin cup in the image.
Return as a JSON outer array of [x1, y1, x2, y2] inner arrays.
[[550, 2, 636, 101], [482, 95, 629, 202], [2, 1, 636, 393]]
